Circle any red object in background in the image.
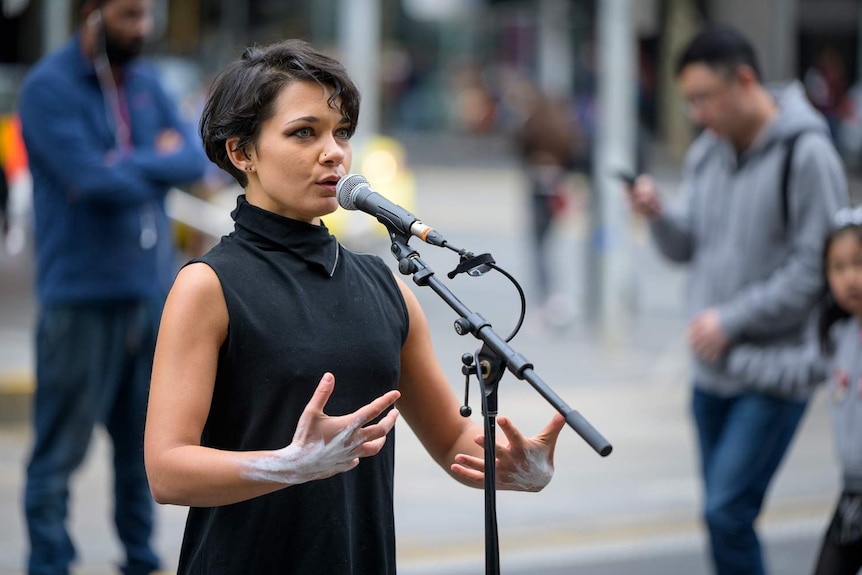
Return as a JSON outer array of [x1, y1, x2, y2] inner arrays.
[[0, 113, 28, 180]]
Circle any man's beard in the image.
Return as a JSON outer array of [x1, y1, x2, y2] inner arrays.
[[103, 29, 144, 66]]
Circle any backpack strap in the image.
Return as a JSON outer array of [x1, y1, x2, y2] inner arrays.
[[780, 132, 803, 233]]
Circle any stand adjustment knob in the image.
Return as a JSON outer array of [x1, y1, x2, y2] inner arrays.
[[453, 317, 470, 335]]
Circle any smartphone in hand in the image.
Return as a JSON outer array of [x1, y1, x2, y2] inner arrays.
[[613, 170, 637, 187]]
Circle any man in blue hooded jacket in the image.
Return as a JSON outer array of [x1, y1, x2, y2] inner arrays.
[[18, 0, 208, 572]]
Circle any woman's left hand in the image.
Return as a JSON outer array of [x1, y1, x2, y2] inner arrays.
[[450, 412, 566, 492]]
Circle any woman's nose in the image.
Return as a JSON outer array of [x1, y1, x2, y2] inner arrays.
[[320, 140, 345, 164]]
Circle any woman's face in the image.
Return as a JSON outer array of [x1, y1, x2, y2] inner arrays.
[[826, 230, 862, 318], [241, 80, 353, 223]]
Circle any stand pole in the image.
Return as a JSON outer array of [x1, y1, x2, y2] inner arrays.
[[387, 235, 612, 574], [477, 345, 503, 574]]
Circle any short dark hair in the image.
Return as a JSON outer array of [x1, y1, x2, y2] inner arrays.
[[199, 39, 361, 187], [79, 0, 106, 10], [675, 24, 761, 80]]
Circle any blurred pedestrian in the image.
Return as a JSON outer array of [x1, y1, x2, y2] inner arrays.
[[804, 47, 850, 145], [143, 38, 566, 574], [17, 0, 208, 573], [514, 81, 580, 325], [726, 206, 862, 575], [625, 24, 848, 575], [0, 162, 9, 243]]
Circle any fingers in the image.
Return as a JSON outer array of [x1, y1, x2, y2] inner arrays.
[[361, 388, 402, 419], [687, 312, 728, 362], [454, 453, 486, 472], [355, 407, 400, 451], [306, 373, 400, 426], [494, 413, 563, 452], [275, 378, 402, 485], [690, 337, 722, 362], [538, 412, 566, 452], [346, 398, 401, 459], [455, 414, 564, 492], [629, 175, 662, 218], [352, 422, 395, 459], [496, 414, 564, 471], [687, 325, 707, 358], [632, 174, 656, 196], [304, 372, 337, 415], [469, 415, 535, 452], [450, 456, 488, 488], [496, 416, 524, 449], [689, 337, 720, 362], [535, 413, 566, 468]]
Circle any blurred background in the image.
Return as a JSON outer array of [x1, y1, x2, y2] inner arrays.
[[2, 0, 862, 573], [3, 0, 862, 321]]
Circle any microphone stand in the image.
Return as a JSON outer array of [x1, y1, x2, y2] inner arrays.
[[386, 232, 612, 575]]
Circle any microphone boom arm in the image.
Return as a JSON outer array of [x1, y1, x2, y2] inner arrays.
[[388, 233, 611, 575], [388, 235, 612, 457]]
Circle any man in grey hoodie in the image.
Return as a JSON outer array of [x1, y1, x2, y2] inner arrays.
[[627, 25, 848, 575]]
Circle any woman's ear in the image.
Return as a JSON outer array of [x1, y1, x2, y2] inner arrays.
[[226, 137, 254, 173]]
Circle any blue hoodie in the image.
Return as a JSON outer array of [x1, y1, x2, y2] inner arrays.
[[19, 33, 209, 305]]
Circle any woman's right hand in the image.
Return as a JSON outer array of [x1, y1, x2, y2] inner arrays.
[[239, 372, 400, 486]]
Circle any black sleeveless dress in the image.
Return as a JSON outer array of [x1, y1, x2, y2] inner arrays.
[[177, 196, 409, 574]]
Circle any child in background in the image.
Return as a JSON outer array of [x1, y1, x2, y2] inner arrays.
[[726, 205, 862, 574]]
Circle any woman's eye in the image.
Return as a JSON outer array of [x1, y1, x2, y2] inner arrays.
[[335, 128, 351, 139], [292, 127, 312, 138]]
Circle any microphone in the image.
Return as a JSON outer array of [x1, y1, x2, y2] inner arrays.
[[336, 174, 447, 246]]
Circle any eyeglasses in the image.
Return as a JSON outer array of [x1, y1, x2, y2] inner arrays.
[[833, 206, 862, 228], [683, 86, 725, 111]]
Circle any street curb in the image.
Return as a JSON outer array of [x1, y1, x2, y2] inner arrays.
[[0, 370, 33, 424]]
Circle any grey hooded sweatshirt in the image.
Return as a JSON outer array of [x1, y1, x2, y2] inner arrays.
[[727, 318, 862, 491], [651, 81, 848, 398], [829, 318, 862, 492]]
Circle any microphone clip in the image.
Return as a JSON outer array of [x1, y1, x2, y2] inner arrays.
[[447, 252, 495, 279]]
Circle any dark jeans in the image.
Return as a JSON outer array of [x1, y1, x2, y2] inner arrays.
[[24, 301, 163, 575], [692, 387, 807, 575]]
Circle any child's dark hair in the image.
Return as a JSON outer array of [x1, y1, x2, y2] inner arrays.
[[817, 213, 862, 354], [199, 39, 360, 187], [675, 24, 762, 80]]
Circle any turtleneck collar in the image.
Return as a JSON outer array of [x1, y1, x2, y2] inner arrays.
[[231, 195, 340, 277]]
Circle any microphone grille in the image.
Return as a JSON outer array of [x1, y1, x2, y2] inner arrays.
[[336, 174, 368, 211]]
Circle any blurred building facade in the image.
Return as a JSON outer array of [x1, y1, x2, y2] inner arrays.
[[0, 0, 861, 160]]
